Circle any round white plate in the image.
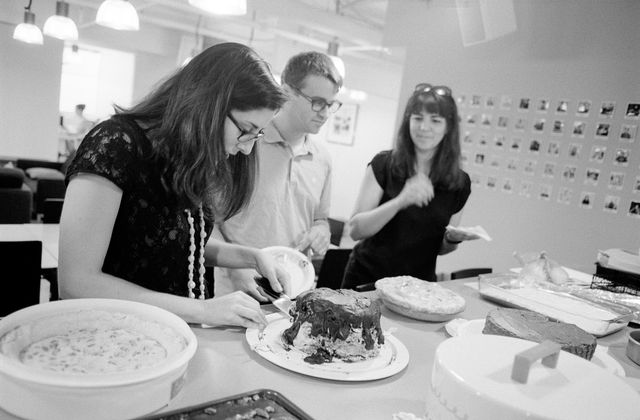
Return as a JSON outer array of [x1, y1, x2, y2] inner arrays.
[[246, 314, 409, 381], [451, 318, 625, 376], [262, 246, 315, 298]]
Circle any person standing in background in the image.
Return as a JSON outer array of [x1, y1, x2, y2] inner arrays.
[[65, 104, 94, 136], [341, 83, 478, 289], [59, 43, 290, 330], [58, 104, 95, 162], [212, 51, 343, 300]]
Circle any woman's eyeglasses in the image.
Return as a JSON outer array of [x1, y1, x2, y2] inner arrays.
[[414, 83, 452, 97], [293, 87, 343, 113], [227, 113, 265, 143]]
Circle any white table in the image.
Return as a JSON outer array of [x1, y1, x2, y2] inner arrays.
[[0, 223, 59, 269], [1, 281, 638, 420]]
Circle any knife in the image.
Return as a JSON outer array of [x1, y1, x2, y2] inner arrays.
[[254, 277, 293, 316]]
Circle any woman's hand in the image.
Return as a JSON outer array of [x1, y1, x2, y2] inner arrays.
[[203, 291, 268, 329], [397, 172, 434, 208], [253, 250, 292, 296]]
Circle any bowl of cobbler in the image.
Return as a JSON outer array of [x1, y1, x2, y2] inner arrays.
[[0, 298, 197, 420]]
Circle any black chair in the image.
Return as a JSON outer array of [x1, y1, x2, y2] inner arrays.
[[34, 178, 66, 218], [0, 167, 33, 223], [42, 198, 65, 223], [328, 217, 346, 247], [316, 248, 352, 289], [450, 267, 493, 280], [0, 241, 42, 316]]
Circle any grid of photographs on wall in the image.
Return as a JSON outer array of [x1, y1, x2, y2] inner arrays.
[[457, 94, 640, 218]]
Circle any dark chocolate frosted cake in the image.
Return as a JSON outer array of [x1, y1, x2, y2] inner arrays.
[[483, 308, 597, 360], [282, 288, 385, 364]]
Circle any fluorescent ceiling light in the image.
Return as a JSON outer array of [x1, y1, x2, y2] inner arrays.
[[96, 0, 140, 31], [44, 1, 79, 41], [13, 10, 43, 45], [188, 0, 247, 16]]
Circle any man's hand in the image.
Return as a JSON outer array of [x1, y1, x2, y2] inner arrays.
[[295, 224, 330, 256]]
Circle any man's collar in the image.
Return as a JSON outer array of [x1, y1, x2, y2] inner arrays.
[[263, 121, 316, 155]]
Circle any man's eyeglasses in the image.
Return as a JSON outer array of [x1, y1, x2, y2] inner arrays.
[[414, 83, 452, 97], [227, 113, 264, 143], [292, 87, 342, 113]]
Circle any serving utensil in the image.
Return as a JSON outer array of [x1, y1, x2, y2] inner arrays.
[[254, 277, 293, 316]]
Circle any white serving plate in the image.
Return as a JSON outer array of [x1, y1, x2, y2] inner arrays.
[[263, 246, 315, 298], [246, 314, 409, 381], [0, 299, 197, 420]]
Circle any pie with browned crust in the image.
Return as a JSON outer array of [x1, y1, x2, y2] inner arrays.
[[375, 276, 466, 321]]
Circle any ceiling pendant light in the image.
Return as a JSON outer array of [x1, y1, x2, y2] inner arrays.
[[43, 1, 78, 41], [96, 0, 140, 31], [188, 0, 247, 16], [13, 0, 43, 45], [327, 39, 346, 79]]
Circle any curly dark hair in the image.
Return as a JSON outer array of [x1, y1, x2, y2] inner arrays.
[[116, 42, 287, 220]]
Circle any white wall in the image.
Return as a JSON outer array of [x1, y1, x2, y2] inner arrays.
[[0, 20, 62, 160], [385, 0, 640, 275]]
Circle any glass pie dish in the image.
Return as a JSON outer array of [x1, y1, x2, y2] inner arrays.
[[477, 273, 633, 337]]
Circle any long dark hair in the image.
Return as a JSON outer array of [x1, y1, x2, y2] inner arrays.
[[391, 88, 465, 189], [116, 42, 286, 219]]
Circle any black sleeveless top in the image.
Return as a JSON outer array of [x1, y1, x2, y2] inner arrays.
[[65, 115, 214, 298], [341, 151, 470, 288]]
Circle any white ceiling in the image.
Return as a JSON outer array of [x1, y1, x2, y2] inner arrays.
[[63, 0, 396, 62]]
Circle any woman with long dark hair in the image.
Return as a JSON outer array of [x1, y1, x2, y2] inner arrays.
[[59, 43, 288, 329], [341, 83, 476, 288]]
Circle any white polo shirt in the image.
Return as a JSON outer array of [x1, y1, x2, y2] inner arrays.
[[213, 120, 332, 295]]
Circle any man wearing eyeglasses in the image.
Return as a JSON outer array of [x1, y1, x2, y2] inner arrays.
[[212, 51, 343, 300]]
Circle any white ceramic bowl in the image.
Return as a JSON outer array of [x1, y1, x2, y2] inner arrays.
[[0, 299, 197, 420]]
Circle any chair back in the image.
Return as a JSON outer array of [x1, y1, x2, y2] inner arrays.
[[328, 218, 345, 247], [450, 267, 493, 280], [316, 248, 352, 289], [42, 198, 65, 223], [35, 179, 66, 217], [0, 189, 32, 223], [0, 241, 42, 316], [0, 168, 32, 223]]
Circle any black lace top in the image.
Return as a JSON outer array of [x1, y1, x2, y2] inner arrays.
[[342, 151, 471, 287], [65, 115, 213, 298]]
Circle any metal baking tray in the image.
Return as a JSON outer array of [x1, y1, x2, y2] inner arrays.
[[478, 273, 633, 337], [142, 389, 314, 420]]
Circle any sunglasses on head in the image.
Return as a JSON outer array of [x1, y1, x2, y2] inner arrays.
[[414, 83, 452, 97]]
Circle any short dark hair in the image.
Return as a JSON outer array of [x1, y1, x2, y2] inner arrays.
[[117, 42, 287, 219], [281, 51, 343, 91], [392, 88, 465, 189]]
